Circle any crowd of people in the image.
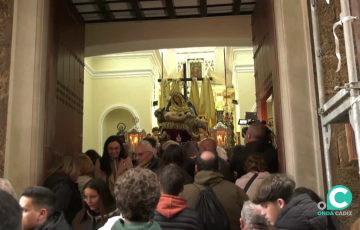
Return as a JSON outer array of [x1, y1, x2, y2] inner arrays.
[[0, 122, 359, 230]]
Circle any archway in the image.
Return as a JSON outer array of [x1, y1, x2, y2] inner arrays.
[[99, 104, 140, 153]]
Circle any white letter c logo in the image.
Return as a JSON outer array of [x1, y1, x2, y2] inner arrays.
[[329, 187, 348, 208]]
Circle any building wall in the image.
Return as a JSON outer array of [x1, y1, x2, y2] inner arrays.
[[318, 0, 360, 227], [0, 0, 14, 177]]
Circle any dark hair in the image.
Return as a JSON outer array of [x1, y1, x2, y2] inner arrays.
[[21, 186, 56, 217], [143, 137, 157, 148], [294, 187, 322, 203], [196, 150, 219, 172], [0, 189, 22, 230], [100, 136, 127, 176], [244, 155, 267, 173], [160, 164, 184, 196], [253, 174, 295, 205], [73, 178, 116, 228], [162, 144, 184, 167], [114, 168, 160, 222], [183, 142, 198, 158], [152, 127, 160, 132], [85, 149, 101, 165]]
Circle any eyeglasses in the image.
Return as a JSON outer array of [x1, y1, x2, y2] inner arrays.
[[108, 147, 120, 152], [135, 151, 152, 158], [83, 195, 99, 202]]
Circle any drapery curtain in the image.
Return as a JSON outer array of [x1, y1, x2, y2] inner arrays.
[[189, 78, 200, 112], [199, 77, 216, 121], [170, 79, 181, 94], [159, 79, 170, 109]]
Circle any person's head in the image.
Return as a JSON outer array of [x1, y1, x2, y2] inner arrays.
[[143, 137, 157, 151], [152, 127, 160, 136], [135, 140, 154, 167], [51, 154, 82, 181], [0, 178, 17, 198], [172, 94, 182, 105], [74, 178, 116, 228], [123, 143, 131, 157], [114, 167, 160, 222], [253, 174, 296, 226], [100, 136, 127, 176], [20, 186, 56, 230], [79, 154, 94, 177], [198, 124, 207, 133], [85, 149, 101, 165], [294, 187, 322, 203], [241, 201, 270, 230], [162, 144, 184, 167], [154, 108, 164, 121], [195, 150, 219, 172], [245, 122, 268, 144], [198, 138, 217, 152], [0, 189, 22, 230], [159, 164, 184, 196], [245, 155, 267, 173], [183, 141, 198, 158]]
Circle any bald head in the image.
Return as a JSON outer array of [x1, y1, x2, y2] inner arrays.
[[198, 138, 217, 151], [248, 123, 267, 141], [196, 150, 219, 172]]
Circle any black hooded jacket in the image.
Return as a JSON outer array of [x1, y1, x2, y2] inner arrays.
[[35, 211, 71, 230], [43, 172, 82, 225], [276, 194, 328, 230]]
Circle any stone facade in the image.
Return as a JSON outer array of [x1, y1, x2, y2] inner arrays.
[[318, 0, 360, 228], [0, 0, 14, 177]]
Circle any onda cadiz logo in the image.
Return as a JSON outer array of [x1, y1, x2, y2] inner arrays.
[[317, 185, 353, 216]]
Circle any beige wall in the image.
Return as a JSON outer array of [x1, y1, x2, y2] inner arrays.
[[83, 71, 94, 151], [82, 73, 154, 153], [236, 72, 256, 143], [103, 109, 134, 145], [85, 16, 252, 57]]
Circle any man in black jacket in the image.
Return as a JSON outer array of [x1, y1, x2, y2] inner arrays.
[[19, 186, 71, 230], [253, 174, 328, 230], [154, 164, 203, 230], [231, 122, 278, 179]]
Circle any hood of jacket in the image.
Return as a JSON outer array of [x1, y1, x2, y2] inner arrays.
[[35, 211, 71, 230], [156, 194, 187, 218], [194, 170, 224, 185], [276, 194, 328, 230]]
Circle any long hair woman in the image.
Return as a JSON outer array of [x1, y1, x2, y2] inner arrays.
[[77, 154, 94, 193], [94, 135, 133, 195], [72, 178, 119, 230], [43, 154, 83, 225]]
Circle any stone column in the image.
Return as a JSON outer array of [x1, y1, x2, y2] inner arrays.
[[4, 0, 49, 196], [0, 0, 14, 177], [274, 0, 325, 197]]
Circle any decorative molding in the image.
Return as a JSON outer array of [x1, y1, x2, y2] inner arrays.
[[99, 104, 140, 153], [234, 64, 254, 74]]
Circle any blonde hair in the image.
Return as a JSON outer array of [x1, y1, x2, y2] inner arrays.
[[0, 178, 17, 199], [79, 154, 94, 176], [51, 154, 82, 177], [351, 217, 360, 230]]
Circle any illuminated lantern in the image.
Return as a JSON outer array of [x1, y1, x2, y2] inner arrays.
[[209, 122, 231, 148], [125, 117, 147, 152]]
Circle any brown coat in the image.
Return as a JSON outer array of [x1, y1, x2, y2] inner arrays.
[[180, 170, 249, 230], [94, 157, 133, 195], [235, 171, 271, 201]]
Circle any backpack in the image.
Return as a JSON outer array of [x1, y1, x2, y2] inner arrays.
[[194, 184, 232, 230]]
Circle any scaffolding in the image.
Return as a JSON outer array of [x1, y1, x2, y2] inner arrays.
[[310, 0, 360, 191]]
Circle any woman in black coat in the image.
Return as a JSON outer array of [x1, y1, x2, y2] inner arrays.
[[43, 154, 83, 225]]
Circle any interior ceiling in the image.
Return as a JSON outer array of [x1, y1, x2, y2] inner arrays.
[[71, 0, 257, 23]]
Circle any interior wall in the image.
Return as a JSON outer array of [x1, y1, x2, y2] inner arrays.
[[236, 72, 256, 143], [82, 71, 94, 151], [82, 75, 153, 153], [103, 109, 134, 146], [85, 16, 252, 57]]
